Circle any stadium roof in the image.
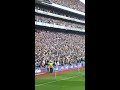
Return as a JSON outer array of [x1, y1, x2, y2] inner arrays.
[[80, 0, 85, 4]]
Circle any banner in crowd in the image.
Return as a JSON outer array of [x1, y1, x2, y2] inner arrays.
[[35, 67, 41, 74], [54, 63, 82, 71], [35, 63, 82, 74], [35, 67, 47, 74]]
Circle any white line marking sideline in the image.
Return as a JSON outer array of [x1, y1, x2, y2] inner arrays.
[[35, 75, 84, 87]]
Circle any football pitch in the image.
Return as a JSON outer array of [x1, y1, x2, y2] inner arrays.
[[35, 69, 85, 90]]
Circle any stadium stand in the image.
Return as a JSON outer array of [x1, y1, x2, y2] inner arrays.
[[35, 0, 85, 67], [35, 15, 84, 28], [35, 6, 85, 21], [35, 29, 85, 67], [50, 0, 85, 12]]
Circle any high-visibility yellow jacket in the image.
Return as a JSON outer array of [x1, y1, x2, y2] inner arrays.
[[49, 63, 53, 68]]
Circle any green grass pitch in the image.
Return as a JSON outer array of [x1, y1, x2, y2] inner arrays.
[[35, 69, 85, 90]]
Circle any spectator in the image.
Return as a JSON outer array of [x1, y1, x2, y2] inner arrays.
[[50, 0, 85, 12], [35, 6, 85, 21], [35, 29, 85, 67], [35, 15, 84, 29]]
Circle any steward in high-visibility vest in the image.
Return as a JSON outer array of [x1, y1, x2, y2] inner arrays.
[[49, 61, 53, 73]]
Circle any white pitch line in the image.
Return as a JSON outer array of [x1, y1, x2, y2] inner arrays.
[[35, 75, 84, 87]]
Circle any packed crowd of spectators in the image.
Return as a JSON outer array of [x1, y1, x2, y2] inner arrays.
[[35, 6, 85, 21], [50, 0, 85, 12], [35, 29, 85, 67], [35, 15, 84, 29]]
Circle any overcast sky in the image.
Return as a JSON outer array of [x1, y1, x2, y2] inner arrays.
[[80, 0, 85, 4]]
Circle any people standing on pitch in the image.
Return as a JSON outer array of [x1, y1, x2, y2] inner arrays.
[[80, 57, 84, 67], [48, 60, 53, 73]]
